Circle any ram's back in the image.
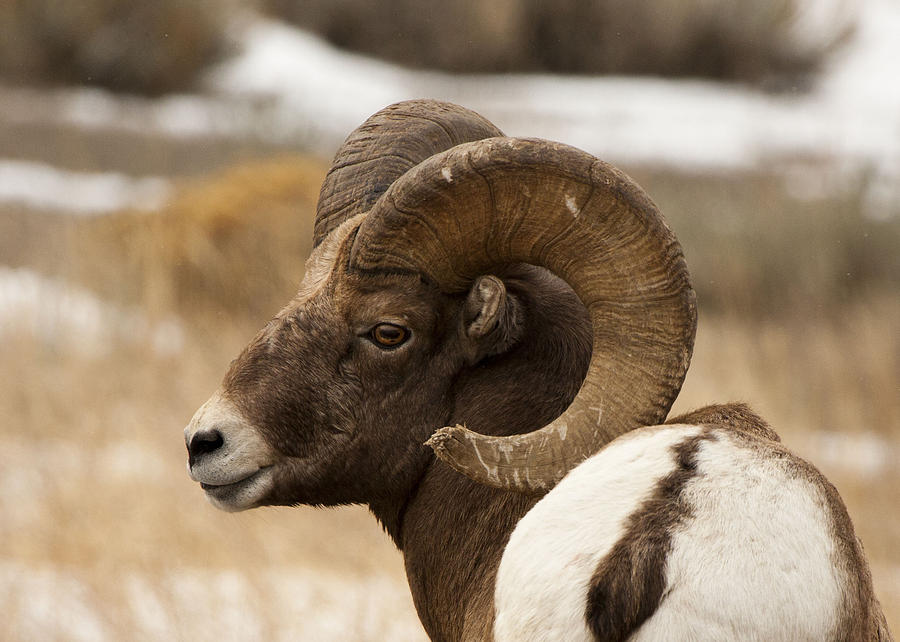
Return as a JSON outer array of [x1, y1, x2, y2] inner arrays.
[[494, 405, 885, 642]]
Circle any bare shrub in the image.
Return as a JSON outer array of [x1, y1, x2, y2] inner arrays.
[[0, 0, 229, 95], [263, 0, 854, 88], [632, 168, 900, 315]]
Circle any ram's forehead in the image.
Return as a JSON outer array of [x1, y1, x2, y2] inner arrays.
[[344, 285, 441, 332], [290, 213, 368, 307], [274, 212, 442, 331]]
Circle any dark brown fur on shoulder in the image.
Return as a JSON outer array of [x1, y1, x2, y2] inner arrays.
[[585, 402, 805, 640], [668, 402, 780, 442]]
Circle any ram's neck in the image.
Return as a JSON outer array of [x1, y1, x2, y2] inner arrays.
[[400, 466, 537, 641], [398, 265, 592, 640]]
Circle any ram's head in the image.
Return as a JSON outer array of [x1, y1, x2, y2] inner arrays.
[[184, 100, 696, 513]]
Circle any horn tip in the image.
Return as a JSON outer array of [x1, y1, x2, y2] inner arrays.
[[425, 424, 466, 455]]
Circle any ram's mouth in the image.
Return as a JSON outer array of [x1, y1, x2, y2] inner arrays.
[[198, 466, 275, 512]]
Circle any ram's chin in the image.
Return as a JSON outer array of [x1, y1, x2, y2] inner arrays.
[[201, 467, 275, 512]]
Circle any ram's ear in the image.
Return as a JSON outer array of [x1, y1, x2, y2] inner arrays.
[[460, 275, 523, 364]]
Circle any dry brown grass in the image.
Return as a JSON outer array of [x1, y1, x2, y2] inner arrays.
[[631, 166, 900, 316], [0, 326, 424, 639], [2, 156, 897, 637], [3, 301, 896, 636], [71, 155, 325, 320]]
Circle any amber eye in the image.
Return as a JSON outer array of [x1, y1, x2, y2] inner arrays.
[[371, 323, 409, 348]]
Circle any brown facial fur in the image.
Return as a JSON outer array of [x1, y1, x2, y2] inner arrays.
[[222, 234, 464, 523], [217, 239, 592, 639]]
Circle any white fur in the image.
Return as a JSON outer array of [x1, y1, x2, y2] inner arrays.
[[184, 392, 276, 511], [494, 425, 846, 641], [494, 424, 702, 642]]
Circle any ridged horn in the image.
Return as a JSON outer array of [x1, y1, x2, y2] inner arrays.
[[313, 99, 503, 246], [349, 137, 696, 493]]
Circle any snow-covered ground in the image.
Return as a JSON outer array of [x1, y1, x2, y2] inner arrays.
[[209, 6, 890, 168], [205, 0, 900, 177], [0, 0, 898, 218], [205, 0, 899, 214]]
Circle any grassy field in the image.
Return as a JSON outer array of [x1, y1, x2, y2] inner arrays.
[[1, 150, 898, 637]]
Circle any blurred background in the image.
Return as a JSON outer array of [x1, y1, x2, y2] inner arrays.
[[0, 0, 897, 638]]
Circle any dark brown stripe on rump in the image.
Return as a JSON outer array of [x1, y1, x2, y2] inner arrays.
[[584, 430, 711, 641]]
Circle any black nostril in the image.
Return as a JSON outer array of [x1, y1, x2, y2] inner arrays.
[[188, 429, 225, 467]]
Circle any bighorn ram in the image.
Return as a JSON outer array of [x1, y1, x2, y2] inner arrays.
[[185, 100, 891, 641]]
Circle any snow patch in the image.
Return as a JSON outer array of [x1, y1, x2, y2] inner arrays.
[[803, 430, 895, 480], [0, 84, 260, 140], [0, 1, 897, 217], [0, 160, 170, 215], [0, 436, 171, 536], [205, 2, 900, 179], [0, 267, 184, 356], [0, 564, 108, 642]]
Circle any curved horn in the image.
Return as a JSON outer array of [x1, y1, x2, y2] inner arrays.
[[349, 137, 696, 493], [313, 100, 503, 246]]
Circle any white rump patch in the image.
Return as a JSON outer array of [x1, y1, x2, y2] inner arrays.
[[494, 424, 847, 641], [633, 430, 844, 641], [441, 167, 453, 183]]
